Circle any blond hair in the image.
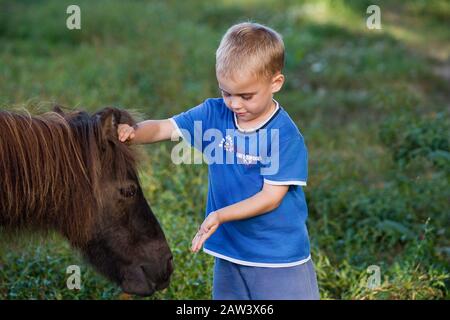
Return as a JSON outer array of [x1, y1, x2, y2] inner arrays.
[[216, 22, 285, 80]]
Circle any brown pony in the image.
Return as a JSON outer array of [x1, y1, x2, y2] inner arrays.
[[0, 106, 173, 296]]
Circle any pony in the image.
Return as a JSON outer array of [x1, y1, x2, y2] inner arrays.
[[0, 106, 173, 296]]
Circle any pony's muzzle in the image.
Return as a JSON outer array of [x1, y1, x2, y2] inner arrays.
[[141, 254, 173, 291]]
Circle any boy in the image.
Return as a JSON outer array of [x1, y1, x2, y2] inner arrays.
[[117, 22, 320, 300]]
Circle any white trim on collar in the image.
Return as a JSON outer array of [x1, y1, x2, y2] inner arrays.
[[233, 99, 280, 133]]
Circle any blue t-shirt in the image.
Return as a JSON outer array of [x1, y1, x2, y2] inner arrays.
[[171, 98, 311, 267]]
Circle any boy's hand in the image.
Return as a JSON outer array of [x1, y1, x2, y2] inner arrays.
[[191, 211, 221, 253], [117, 124, 136, 142]]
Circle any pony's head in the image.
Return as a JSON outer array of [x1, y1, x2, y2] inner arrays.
[[0, 106, 173, 296], [78, 107, 173, 296]]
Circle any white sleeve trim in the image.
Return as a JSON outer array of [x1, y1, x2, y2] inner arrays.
[[169, 118, 183, 141], [264, 179, 307, 186]]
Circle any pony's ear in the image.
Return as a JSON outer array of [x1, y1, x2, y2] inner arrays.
[[53, 105, 65, 116], [98, 108, 118, 138], [97, 107, 135, 139]]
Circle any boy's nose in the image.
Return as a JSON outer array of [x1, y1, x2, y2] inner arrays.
[[229, 98, 242, 111]]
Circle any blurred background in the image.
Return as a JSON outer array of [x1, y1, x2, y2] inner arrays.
[[0, 0, 448, 299]]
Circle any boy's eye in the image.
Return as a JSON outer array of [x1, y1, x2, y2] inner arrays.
[[221, 90, 231, 97], [241, 95, 253, 101]]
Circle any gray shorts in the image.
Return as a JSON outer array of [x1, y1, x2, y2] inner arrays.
[[212, 257, 320, 300]]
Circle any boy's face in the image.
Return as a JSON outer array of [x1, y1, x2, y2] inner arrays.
[[217, 71, 284, 124]]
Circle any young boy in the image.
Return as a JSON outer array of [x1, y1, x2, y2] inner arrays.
[[117, 22, 320, 300]]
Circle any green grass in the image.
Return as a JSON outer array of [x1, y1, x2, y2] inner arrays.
[[0, 0, 449, 299]]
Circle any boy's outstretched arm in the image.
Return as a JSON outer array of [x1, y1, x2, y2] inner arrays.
[[191, 183, 289, 252], [118, 119, 179, 144]]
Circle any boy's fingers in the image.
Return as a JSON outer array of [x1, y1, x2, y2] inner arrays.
[[191, 241, 199, 253], [193, 233, 209, 252], [192, 242, 200, 253], [197, 235, 208, 250], [195, 232, 209, 252], [118, 129, 134, 142], [194, 240, 202, 252], [117, 125, 133, 142], [191, 233, 199, 247], [191, 232, 202, 252], [191, 224, 217, 252]]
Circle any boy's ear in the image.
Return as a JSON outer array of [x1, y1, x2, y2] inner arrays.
[[271, 73, 285, 94]]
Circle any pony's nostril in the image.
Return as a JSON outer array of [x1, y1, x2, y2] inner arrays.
[[141, 257, 172, 285]]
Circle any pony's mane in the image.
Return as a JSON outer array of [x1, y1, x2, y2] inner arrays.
[[0, 108, 137, 246]]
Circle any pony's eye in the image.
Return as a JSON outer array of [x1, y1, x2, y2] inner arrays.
[[119, 185, 137, 198]]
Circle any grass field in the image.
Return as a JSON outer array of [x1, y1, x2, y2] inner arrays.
[[0, 0, 449, 299]]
